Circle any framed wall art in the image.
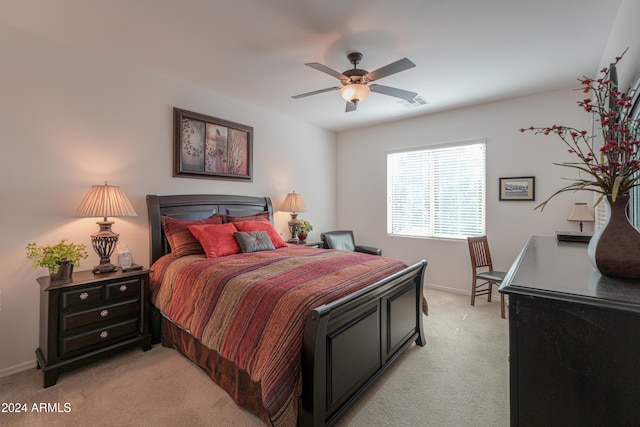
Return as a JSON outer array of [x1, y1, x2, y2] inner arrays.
[[499, 176, 535, 201], [173, 108, 253, 181]]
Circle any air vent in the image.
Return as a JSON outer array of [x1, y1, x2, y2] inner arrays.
[[397, 96, 429, 108]]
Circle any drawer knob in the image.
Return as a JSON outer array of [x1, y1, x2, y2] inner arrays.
[[79, 292, 89, 300], [119, 284, 128, 292], [100, 310, 109, 318], [100, 331, 109, 339]]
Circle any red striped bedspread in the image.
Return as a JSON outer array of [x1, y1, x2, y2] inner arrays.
[[150, 246, 407, 426]]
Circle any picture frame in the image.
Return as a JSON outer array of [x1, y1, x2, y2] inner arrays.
[[499, 176, 535, 201], [173, 108, 253, 181]]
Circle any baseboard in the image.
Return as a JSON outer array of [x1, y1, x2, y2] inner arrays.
[[0, 359, 36, 379], [424, 283, 468, 295], [424, 283, 503, 301]]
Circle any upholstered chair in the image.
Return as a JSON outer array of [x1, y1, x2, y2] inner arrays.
[[321, 230, 382, 256]]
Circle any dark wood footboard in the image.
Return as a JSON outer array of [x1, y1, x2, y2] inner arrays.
[[299, 260, 427, 427]]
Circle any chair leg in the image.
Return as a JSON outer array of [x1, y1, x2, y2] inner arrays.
[[471, 280, 476, 306], [487, 282, 492, 302], [500, 293, 506, 319]]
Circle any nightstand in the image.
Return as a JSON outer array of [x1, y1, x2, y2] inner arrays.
[[290, 241, 323, 248], [35, 268, 152, 387], [304, 241, 323, 248]]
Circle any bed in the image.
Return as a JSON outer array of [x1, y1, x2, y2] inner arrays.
[[146, 194, 428, 427]]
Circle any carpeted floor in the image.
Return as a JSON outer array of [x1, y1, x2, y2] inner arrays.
[[0, 288, 509, 427]]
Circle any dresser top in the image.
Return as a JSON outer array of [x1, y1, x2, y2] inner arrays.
[[37, 268, 150, 291], [500, 236, 640, 309]]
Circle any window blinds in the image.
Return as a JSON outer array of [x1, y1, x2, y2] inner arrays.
[[387, 140, 486, 239]]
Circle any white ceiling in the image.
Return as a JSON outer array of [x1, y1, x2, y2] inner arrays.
[[0, 0, 623, 132]]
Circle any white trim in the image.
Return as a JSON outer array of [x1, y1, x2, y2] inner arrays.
[[424, 283, 504, 301], [0, 359, 36, 378]]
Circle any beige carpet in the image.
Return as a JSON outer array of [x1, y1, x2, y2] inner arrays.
[[0, 289, 509, 427]]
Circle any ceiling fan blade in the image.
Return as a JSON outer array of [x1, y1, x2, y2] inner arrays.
[[305, 63, 346, 80], [291, 87, 340, 99], [369, 84, 418, 101], [345, 101, 357, 112], [365, 58, 416, 82]]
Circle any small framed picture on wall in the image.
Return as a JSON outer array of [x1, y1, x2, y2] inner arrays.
[[499, 176, 535, 201]]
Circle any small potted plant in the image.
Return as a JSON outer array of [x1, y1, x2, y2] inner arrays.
[[296, 220, 313, 243], [26, 239, 89, 280]]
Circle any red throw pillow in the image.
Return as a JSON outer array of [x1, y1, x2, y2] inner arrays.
[[225, 211, 270, 223], [161, 215, 224, 257], [233, 220, 288, 248], [187, 223, 241, 258]]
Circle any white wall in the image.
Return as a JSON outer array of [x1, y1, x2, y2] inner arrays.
[[598, 0, 640, 91], [336, 89, 594, 293], [0, 23, 336, 376]]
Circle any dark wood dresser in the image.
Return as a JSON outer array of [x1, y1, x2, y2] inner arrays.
[[499, 236, 640, 426], [36, 268, 152, 387]]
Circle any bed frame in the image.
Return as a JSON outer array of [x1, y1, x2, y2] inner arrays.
[[147, 194, 427, 427]]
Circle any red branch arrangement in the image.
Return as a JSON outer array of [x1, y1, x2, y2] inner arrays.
[[520, 50, 640, 210]]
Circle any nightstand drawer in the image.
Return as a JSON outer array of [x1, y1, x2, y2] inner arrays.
[[61, 299, 139, 333], [105, 279, 140, 300], [60, 318, 139, 357], [61, 286, 103, 310]]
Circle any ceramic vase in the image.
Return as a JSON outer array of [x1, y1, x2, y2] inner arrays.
[[587, 195, 640, 279]]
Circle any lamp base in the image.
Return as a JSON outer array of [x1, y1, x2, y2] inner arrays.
[[91, 221, 119, 274], [287, 217, 300, 244], [93, 262, 117, 274]]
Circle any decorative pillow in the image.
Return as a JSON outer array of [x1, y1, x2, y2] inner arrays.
[[233, 220, 288, 248], [187, 223, 241, 258], [224, 211, 270, 223], [234, 231, 276, 253], [161, 214, 224, 257]]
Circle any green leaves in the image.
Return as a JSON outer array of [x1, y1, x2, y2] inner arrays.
[[26, 239, 88, 274]]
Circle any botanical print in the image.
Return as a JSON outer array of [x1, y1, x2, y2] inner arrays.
[[181, 117, 205, 172], [174, 107, 252, 181], [204, 125, 248, 175], [227, 128, 248, 175], [205, 124, 228, 173]]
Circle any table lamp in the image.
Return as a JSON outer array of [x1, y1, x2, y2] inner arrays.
[[568, 202, 594, 232], [74, 182, 137, 273], [280, 191, 307, 243]]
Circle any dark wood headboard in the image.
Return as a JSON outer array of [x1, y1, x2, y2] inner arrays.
[[146, 194, 274, 265]]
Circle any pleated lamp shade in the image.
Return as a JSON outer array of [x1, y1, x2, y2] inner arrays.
[[74, 182, 137, 220], [280, 191, 307, 214]]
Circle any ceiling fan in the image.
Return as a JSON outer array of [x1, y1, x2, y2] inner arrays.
[[292, 52, 418, 112]]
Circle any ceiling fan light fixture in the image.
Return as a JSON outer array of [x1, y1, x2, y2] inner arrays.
[[340, 84, 370, 103]]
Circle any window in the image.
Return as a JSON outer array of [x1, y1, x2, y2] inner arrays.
[[387, 140, 486, 239]]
